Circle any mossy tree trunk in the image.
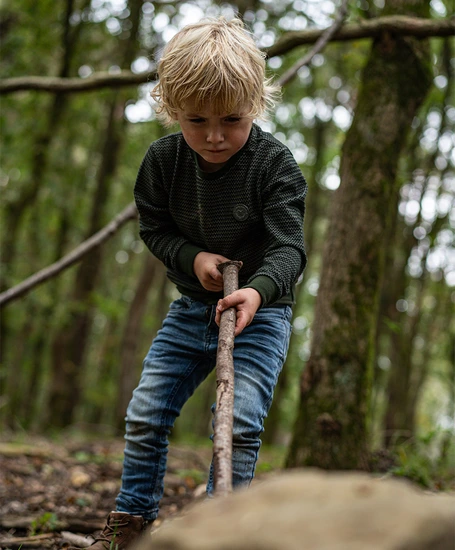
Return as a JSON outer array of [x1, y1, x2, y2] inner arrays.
[[286, 0, 432, 470]]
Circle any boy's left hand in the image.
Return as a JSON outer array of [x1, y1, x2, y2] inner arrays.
[[215, 288, 262, 336]]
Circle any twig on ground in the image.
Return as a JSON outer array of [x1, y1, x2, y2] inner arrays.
[[61, 531, 95, 548], [0, 533, 55, 549]]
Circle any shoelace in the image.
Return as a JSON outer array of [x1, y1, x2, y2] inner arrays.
[[96, 517, 130, 543]]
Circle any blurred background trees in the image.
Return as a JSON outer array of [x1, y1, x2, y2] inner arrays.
[[1, 0, 453, 481]]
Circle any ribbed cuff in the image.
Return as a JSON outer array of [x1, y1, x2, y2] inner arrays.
[[176, 243, 207, 276], [243, 275, 280, 307]]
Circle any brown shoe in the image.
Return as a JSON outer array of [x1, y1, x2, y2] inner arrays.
[[69, 512, 147, 549]]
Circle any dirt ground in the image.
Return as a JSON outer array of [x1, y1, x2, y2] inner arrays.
[[0, 435, 221, 549], [2, 435, 436, 549]]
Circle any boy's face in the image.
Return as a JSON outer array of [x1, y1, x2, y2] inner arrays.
[[176, 98, 253, 172]]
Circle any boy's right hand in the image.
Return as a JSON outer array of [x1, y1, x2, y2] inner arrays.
[[193, 251, 230, 292]]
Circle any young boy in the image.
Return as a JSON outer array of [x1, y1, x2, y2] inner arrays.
[[74, 16, 307, 550]]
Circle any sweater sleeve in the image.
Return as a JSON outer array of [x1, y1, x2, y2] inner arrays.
[[134, 145, 205, 273], [244, 148, 307, 305]]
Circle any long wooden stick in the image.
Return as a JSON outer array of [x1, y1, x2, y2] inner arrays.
[[213, 260, 242, 497]]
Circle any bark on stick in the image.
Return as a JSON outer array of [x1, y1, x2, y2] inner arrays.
[[213, 260, 242, 497]]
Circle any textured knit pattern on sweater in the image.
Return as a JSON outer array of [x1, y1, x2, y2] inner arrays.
[[134, 124, 307, 306]]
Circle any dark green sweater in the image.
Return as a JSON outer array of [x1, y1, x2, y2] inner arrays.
[[134, 124, 307, 306]]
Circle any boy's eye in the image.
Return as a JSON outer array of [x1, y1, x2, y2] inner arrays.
[[225, 117, 241, 123], [189, 118, 205, 123]]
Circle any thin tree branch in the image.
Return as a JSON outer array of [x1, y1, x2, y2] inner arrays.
[[277, 0, 350, 87], [268, 15, 454, 58], [0, 71, 154, 94], [0, 203, 138, 308], [1, 16, 453, 95]]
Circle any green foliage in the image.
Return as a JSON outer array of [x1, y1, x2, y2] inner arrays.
[[72, 449, 121, 464], [382, 318, 402, 334], [256, 445, 287, 473], [174, 468, 206, 486], [393, 447, 433, 488], [30, 512, 58, 535], [391, 431, 455, 490]]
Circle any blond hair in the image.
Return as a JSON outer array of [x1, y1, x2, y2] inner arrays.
[[151, 18, 280, 126]]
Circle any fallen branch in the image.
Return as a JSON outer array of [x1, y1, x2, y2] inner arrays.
[[61, 531, 95, 548], [278, 0, 349, 86], [0, 515, 104, 533], [1, 17, 453, 95], [0, 533, 55, 549], [0, 442, 56, 457], [0, 202, 138, 307]]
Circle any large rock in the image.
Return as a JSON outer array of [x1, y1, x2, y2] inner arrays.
[[138, 470, 455, 550]]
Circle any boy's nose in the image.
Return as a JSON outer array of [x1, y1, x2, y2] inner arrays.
[[207, 127, 224, 143]]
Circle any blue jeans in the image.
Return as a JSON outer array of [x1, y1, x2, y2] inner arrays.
[[115, 296, 292, 521]]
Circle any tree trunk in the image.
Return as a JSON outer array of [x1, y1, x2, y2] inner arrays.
[[384, 214, 451, 446], [383, 38, 453, 448], [115, 254, 163, 430], [286, 0, 432, 470], [47, 0, 143, 428], [0, 0, 82, 366]]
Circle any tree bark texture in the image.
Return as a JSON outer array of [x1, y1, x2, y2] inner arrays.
[[286, 0, 432, 470], [213, 261, 242, 496]]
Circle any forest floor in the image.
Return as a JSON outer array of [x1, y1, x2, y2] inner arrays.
[[0, 433, 284, 549]]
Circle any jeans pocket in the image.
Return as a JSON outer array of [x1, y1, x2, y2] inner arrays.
[[255, 304, 292, 324], [249, 305, 292, 362]]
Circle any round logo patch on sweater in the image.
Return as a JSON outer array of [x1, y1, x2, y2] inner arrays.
[[233, 204, 249, 221]]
